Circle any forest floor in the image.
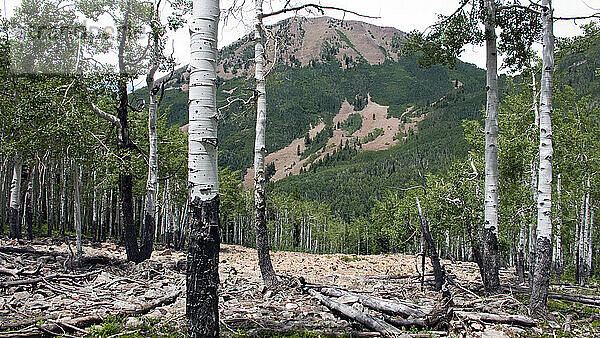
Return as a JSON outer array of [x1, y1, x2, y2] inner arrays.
[[1, 239, 599, 337]]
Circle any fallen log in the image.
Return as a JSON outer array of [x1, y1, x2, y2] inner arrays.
[[1, 289, 182, 337], [506, 285, 600, 306], [383, 315, 429, 329], [307, 288, 408, 337], [318, 287, 429, 318], [454, 311, 536, 327], [0, 246, 124, 266], [0, 271, 98, 288]]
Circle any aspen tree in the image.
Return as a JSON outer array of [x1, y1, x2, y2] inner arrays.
[[186, 0, 220, 335], [530, 0, 554, 317]]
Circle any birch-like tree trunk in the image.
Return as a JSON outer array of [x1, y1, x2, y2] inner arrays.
[[252, 0, 279, 289], [481, 0, 501, 294], [141, 54, 159, 260], [73, 163, 83, 262], [517, 215, 527, 284], [48, 159, 55, 237], [186, 0, 220, 335], [60, 159, 67, 236], [25, 166, 34, 240], [553, 173, 563, 280], [9, 153, 23, 239], [530, 0, 554, 317]]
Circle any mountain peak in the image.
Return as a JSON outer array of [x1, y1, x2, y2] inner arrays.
[[217, 16, 406, 79]]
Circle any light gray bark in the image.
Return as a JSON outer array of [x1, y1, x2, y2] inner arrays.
[[482, 0, 500, 294], [530, 0, 554, 317], [554, 173, 563, 280], [187, 0, 221, 335], [60, 159, 67, 236], [73, 163, 83, 262], [253, 0, 278, 289], [9, 153, 23, 239]]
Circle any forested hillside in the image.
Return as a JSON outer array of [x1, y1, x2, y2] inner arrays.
[[156, 17, 489, 220]]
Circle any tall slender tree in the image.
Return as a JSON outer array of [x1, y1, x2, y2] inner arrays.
[[253, 0, 279, 289], [530, 0, 554, 318], [186, 0, 220, 335], [481, 0, 501, 293]]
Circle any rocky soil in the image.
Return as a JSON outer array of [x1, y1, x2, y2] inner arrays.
[[0, 239, 597, 337]]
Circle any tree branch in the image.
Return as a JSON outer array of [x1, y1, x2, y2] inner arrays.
[[262, 3, 379, 19]]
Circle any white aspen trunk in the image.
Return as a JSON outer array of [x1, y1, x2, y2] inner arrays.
[[588, 206, 594, 281], [187, 0, 220, 335], [530, 0, 554, 317], [108, 189, 113, 238], [0, 156, 7, 235], [252, 0, 278, 288], [24, 167, 34, 240], [48, 159, 55, 237], [73, 163, 83, 262], [517, 218, 527, 284], [92, 171, 98, 241], [60, 159, 67, 236], [554, 173, 563, 280], [482, 0, 501, 294], [101, 189, 107, 242], [9, 153, 23, 239], [142, 51, 159, 259]]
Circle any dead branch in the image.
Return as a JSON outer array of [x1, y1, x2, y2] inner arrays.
[[0, 271, 98, 288], [317, 287, 429, 318], [262, 4, 379, 19], [306, 288, 407, 337], [454, 311, 536, 327], [1, 290, 182, 336]]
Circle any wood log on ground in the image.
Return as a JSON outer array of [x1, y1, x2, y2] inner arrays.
[[506, 285, 600, 306], [0, 246, 124, 266], [307, 288, 408, 337], [383, 315, 429, 329], [318, 287, 429, 318], [0, 271, 98, 288], [1, 289, 182, 337], [454, 311, 536, 327]]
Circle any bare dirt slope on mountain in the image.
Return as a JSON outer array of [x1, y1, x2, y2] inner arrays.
[[243, 96, 427, 187]]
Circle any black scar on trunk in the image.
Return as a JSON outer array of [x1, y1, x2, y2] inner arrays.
[[9, 207, 20, 239], [530, 236, 552, 318], [187, 195, 220, 337], [254, 187, 278, 288], [482, 226, 500, 294], [139, 212, 155, 259]]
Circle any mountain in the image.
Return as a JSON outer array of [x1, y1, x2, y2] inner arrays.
[[156, 16, 488, 219]]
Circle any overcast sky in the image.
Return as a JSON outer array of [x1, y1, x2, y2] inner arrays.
[[4, 0, 600, 77]]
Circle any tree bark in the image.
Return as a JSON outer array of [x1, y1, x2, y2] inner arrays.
[[187, 0, 221, 335], [140, 40, 160, 260], [307, 288, 406, 337], [253, 0, 278, 289], [554, 173, 563, 280], [482, 0, 501, 294], [530, 0, 554, 318], [73, 163, 83, 262], [517, 216, 527, 284], [116, 1, 141, 263], [60, 159, 66, 237], [9, 153, 23, 239], [416, 197, 445, 291], [24, 166, 34, 240]]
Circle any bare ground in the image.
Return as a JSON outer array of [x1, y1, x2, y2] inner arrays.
[[0, 239, 597, 337]]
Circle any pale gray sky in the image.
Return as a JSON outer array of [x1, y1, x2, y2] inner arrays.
[[4, 0, 600, 74]]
